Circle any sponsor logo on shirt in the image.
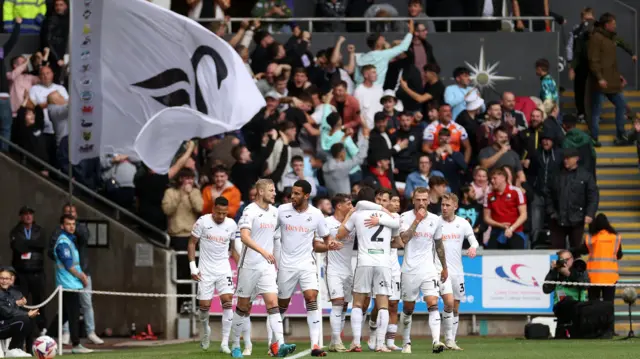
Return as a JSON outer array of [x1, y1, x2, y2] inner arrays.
[[441, 233, 461, 241], [284, 224, 310, 233], [259, 223, 275, 229], [205, 234, 227, 243]]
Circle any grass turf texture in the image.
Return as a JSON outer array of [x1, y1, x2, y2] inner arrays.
[[67, 337, 640, 358]]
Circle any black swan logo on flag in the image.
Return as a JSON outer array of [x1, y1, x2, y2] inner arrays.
[[130, 46, 228, 115]]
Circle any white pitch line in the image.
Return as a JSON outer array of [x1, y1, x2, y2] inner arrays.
[[288, 348, 313, 359]]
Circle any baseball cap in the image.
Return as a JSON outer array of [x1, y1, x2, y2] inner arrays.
[[19, 206, 34, 215], [564, 147, 580, 158]]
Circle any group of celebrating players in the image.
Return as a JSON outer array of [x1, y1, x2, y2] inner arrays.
[[187, 178, 479, 358]]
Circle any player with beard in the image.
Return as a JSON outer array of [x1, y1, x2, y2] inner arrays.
[[435, 193, 478, 350], [277, 180, 341, 357], [398, 187, 447, 354], [230, 179, 296, 358], [325, 194, 355, 352]]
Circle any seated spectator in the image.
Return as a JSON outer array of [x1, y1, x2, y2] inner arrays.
[[427, 175, 448, 215], [477, 100, 513, 149], [478, 125, 526, 185], [100, 153, 139, 212], [423, 103, 471, 164], [483, 167, 528, 249], [404, 153, 445, 199], [364, 153, 396, 192], [431, 128, 467, 194], [0, 266, 38, 356], [544, 148, 598, 249], [14, 103, 48, 176], [444, 67, 473, 120], [251, 0, 292, 33], [470, 166, 490, 204], [323, 130, 369, 197], [393, 112, 422, 182], [456, 90, 484, 157], [279, 155, 318, 198], [202, 165, 241, 218], [457, 185, 487, 248], [378, 90, 401, 130], [315, 0, 347, 32]]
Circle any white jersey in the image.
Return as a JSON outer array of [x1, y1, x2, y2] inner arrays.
[[399, 210, 442, 276], [435, 215, 476, 275], [277, 203, 329, 271], [345, 210, 399, 268], [388, 213, 402, 272], [191, 215, 237, 277], [237, 202, 279, 270], [325, 215, 355, 276]]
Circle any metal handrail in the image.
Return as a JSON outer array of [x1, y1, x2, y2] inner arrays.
[[196, 16, 557, 33], [0, 135, 170, 248]]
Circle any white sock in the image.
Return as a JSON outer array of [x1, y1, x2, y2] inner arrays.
[[243, 317, 252, 347], [428, 310, 441, 344], [351, 308, 363, 346], [453, 315, 459, 341], [386, 324, 398, 347], [442, 311, 453, 342], [231, 312, 246, 348], [330, 305, 344, 344], [401, 312, 413, 345], [221, 308, 233, 346], [199, 308, 210, 340], [266, 318, 272, 345], [268, 312, 285, 345], [306, 302, 321, 347], [376, 309, 389, 348], [341, 309, 347, 331]]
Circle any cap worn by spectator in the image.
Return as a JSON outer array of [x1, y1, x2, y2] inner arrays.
[[465, 90, 484, 111], [564, 147, 580, 158], [18, 206, 34, 215], [265, 91, 282, 100], [380, 89, 397, 105], [0, 266, 17, 275], [541, 127, 555, 140]]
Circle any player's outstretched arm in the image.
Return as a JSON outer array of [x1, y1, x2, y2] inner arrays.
[[240, 228, 276, 264], [187, 235, 201, 281]]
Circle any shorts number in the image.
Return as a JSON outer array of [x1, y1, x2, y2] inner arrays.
[[227, 277, 233, 286], [433, 280, 438, 287], [395, 282, 400, 291], [459, 283, 465, 292], [370, 226, 384, 242]]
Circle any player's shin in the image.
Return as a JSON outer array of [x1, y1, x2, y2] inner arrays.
[[221, 301, 234, 346], [401, 308, 413, 345], [376, 308, 389, 348], [428, 305, 441, 344], [453, 311, 459, 342], [442, 309, 454, 342], [350, 307, 363, 346], [231, 308, 249, 349], [267, 307, 285, 345], [243, 317, 252, 347], [330, 302, 344, 344], [386, 324, 397, 348], [306, 300, 321, 347]]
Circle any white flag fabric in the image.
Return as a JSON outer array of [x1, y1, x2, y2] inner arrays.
[[69, 0, 264, 169]]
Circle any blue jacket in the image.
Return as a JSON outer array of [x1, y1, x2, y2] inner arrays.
[[404, 170, 445, 199], [54, 231, 83, 290]]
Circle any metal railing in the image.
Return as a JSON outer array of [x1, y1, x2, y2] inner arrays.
[[195, 16, 557, 33], [0, 136, 170, 248]]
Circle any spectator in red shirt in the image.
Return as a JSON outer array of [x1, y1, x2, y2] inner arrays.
[[483, 167, 528, 249], [330, 80, 361, 131]]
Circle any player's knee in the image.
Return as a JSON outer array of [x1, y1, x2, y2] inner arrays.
[[278, 306, 288, 315], [221, 301, 233, 310], [306, 300, 318, 311], [236, 307, 250, 317], [428, 304, 438, 312], [444, 305, 453, 313], [267, 307, 280, 315], [403, 307, 413, 316], [453, 310, 459, 317], [388, 301, 398, 312], [199, 305, 210, 312], [332, 299, 345, 307]]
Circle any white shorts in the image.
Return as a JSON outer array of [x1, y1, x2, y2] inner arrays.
[[326, 273, 353, 302], [390, 271, 401, 301], [401, 273, 439, 301], [236, 266, 278, 297], [353, 266, 392, 297], [438, 276, 453, 297], [197, 272, 235, 300], [451, 275, 466, 301], [277, 269, 319, 299]]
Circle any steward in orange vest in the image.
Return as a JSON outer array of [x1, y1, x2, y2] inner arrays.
[[585, 230, 621, 285]]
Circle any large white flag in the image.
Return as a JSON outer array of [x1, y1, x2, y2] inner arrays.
[[70, 0, 264, 170]]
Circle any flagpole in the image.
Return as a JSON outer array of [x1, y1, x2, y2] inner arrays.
[[67, 0, 75, 203]]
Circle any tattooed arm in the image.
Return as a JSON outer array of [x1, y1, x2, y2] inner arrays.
[[400, 220, 419, 244], [435, 238, 446, 270]]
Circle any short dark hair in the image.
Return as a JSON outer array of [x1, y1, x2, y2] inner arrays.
[[424, 63, 440, 74], [280, 120, 296, 131], [493, 125, 509, 136], [429, 175, 448, 188], [231, 144, 246, 161], [60, 214, 75, 224], [215, 196, 229, 206], [177, 167, 195, 179], [599, 12, 616, 25], [332, 80, 348, 89], [331, 193, 351, 209], [330, 142, 345, 158], [293, 179, 312, 195], [409, 0, 422, 6], [366, 33, 382, 49], [362, 64, 376, 73], [275, 74, 287, 83], [439, 103, 451, 110], [438, 127, 451, 137], [326, 112, 341, 129], [212, 165, 228, 176], [290, 155, 304, 165], [489, 167, 508, 179], [356, 186, 376, 203], [61, 202, 75, 213], [293, 67, 307, 76], [453, 66, 470, 78], [486, 100, 501, 111], [535, 58, 550, 72], [375, 188, 392, 199]]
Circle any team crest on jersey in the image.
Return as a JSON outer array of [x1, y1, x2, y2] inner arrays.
[[307, 216, 312, 222], [489, 196, 496, 202], [506, 193, 512, 199]]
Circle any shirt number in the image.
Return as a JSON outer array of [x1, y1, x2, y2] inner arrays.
[[370, 226, 384, 242]]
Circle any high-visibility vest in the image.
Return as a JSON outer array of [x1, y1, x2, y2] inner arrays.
[[585, 230, 621, 285]]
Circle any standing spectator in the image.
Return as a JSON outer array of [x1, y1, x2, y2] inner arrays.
[[407, 22, 438, 84], [403, 0, 436, 34], [457, 185, 487, 248], [519, 108, 545, 168], [428, 0, 467, 32], [353, 65, 383, 130], [483, 167, 528, 249], [562, 114, 595, 175], [444, 67, 473, 120], [478, 126, 526, 185], [251, 0, 292, 33], [9, 206, 46, 333], [529, 129, 563, 237], [501, 92, 528, 136], [368, 112, 405, 173], [250, 30, 275, 75], [363, 153, 396, 192], [201, 165, 241, 218], [315, 0, 347, 32], [427, 175, 448, 215], [13, 103, 48, 176], [48, 214, 93, 354], [535, 58, 558, 104], [542, 100, 565, 147], [544, 148, 598, 249], [320, 112, 362, 184], [330, 81, 361, 131], [323, 131, 369, 197], [3, 0, 45, 33], [40, 0, 68, 79], [422, 103, 472, 164], [345, 0, 374, 32], [378, 90, 400, 130], [354, 20, 414, 86], [0, 266, 37, 357], [279, 155, 318, 198], [393, 112, 423, 182], [456, 90, 484, 158], [399, 63, 444, 111], [230, 136, 276, 201], [431, 128, 467, 194], [588, 13, 630, 146], [468, 0, 505, 31], [477, 101, 510, 150], [567, 7, 596, 121], [404, 153, 445, 199], [0, 16, 21, 152], [8, 55, 39, 119], [100, 153, 139, 212], [512, 0, 549, 32]]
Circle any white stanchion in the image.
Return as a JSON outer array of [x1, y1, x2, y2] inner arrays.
[[58, 286, 63, 356]]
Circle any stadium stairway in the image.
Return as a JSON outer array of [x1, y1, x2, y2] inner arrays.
[[563, 91, 640, 335]]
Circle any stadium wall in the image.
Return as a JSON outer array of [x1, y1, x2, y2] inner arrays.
[[0, 153, 177, 339]]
